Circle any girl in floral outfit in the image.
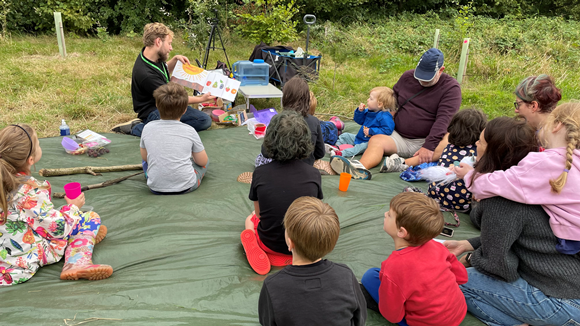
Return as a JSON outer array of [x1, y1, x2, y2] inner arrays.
[[0, 124, 112, 286]]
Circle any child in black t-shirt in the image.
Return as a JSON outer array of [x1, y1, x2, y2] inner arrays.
[[258, 197, 366, 326], [241, 111, 323, 275]]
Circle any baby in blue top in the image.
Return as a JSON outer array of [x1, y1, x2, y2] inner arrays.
[[329, 87, 396, 158]]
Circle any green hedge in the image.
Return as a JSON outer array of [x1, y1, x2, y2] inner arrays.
[[4, 0, 580, 35]]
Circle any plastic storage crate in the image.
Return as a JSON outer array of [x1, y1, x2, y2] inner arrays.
[[233, 59, 269, 86]]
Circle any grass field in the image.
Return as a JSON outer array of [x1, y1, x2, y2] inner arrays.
[[1, 14, 579, 137]]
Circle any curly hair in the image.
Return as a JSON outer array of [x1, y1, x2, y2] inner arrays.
[[263, 111, 314, 161], [447, 108, 488, 147], [143, 22, 174, 47], [371, 87, 397, 111], [282, 76, 310, 117], [514, 74, 562, 114]]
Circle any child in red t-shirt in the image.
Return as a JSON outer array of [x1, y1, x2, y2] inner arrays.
[[360, 192, 468, 326]]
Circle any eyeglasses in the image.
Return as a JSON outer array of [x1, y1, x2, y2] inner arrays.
[[514, 100, 535, 110]]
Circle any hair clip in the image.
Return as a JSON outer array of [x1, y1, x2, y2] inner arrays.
[[564, 169, 570, 173]]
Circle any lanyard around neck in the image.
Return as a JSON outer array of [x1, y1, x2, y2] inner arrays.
[[140, 52, 169, 83]]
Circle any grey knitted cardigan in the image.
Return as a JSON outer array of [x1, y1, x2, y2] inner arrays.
[[467, 197, 580, 299]]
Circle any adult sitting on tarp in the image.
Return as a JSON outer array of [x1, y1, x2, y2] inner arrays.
[[445, 117, 580, 325], [330, 48, 461, 178], [127, 23, 213, 137]]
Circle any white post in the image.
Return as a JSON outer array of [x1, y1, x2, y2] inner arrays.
[[433, 29, 440, 49], [457, 38, 470, 85], [54, 12, 66, 58]]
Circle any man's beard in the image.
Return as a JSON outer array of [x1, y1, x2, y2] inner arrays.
[[158, 50, 169, 62]]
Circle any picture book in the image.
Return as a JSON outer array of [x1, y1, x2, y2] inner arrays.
[[171, 61, 239, 102]]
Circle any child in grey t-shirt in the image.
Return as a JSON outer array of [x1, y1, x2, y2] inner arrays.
[[140, 83, 210, 194]]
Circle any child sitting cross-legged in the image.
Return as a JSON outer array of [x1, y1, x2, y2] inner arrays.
[[258, 196, 367, 326], [241, 111, 323, 275], [0, 124, 112, 285], [140, 82, 209, 195], [330, 87, 397, 179], [361, 192, 468, 326]]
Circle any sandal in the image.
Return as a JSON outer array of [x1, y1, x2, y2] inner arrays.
[[314, 160, 337, 175], [237, 172, 253, 184]]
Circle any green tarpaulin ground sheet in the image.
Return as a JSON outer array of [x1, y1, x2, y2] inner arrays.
[[1, 123, 484, 326]]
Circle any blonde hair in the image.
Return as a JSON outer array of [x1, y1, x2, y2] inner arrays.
[[308, 91, 317, 116], [0, 124, 38, 225], [284, 197, 340, 261], [143, 23, 174, 47], [371, 87, 397, 111], [542, 102, 580, 193], [390, 192, 443, 246]]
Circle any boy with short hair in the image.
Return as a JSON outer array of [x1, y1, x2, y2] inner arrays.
[[140, 82, 209, 194], [258, 197, 367, 326], [361, 192, 467, 326]]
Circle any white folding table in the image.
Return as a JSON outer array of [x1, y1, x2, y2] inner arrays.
[[238, 83, 283, 112]]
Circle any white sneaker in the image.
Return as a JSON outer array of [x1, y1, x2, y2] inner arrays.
[[330, 156, 372, 180], [380, 154, 409, 173], [325, 144, 339, 155]]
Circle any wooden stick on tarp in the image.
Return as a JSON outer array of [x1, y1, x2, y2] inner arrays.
[[39, 164, 142, 177], [52, 171, 144, 198]]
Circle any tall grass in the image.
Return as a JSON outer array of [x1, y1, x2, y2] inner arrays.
[[1, 14, 579, 137]]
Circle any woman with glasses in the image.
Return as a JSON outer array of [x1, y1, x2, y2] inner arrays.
[[514, 74, 562, 130]]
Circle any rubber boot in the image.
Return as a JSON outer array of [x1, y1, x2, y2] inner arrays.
[[60, 226, 112, 281], [95, 225, 107, 245]]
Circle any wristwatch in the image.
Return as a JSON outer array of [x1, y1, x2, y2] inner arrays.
[[465, 252, 473, 265]]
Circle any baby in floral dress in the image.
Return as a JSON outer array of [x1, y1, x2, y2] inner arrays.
[[0, 124, 112, 286], [427, 109, 487, 212]]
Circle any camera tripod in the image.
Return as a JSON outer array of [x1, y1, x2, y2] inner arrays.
[[201, 10, 231, 72]]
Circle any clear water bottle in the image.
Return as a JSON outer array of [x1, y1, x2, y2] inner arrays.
[[60, 119, 70, 136]]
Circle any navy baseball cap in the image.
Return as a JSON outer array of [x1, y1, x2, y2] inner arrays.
[[414, 48, 444, 82]]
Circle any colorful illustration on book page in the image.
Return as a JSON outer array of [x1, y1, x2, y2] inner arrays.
[[222, 78, 241, 102], [202, 72, 225, 98], [170, 61, 208, 93]]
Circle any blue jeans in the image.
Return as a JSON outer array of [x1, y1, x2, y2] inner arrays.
[[361, 268, 409, 326], [461, 267, 580, 326], [131, 106, 212, 137], [335, 133, 368, 157]]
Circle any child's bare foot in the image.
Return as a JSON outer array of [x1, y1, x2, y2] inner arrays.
[[95, 225, 107, 245], [60, 264, 113, 281]]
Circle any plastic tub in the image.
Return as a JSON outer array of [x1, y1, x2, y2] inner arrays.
[[233, 60, 269, 86]]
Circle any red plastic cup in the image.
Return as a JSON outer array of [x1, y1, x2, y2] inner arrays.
[[254, 123, 266, 137], [64, 182, 81, 199], [338, 173, 352, 192]]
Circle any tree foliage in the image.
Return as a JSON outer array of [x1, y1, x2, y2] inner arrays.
[[3, 0, 579, 36]]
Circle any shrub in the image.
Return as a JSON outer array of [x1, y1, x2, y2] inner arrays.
[[235, 0, 299, 45]]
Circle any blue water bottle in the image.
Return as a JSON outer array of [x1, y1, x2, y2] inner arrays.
[[60, 119, 70, 136]]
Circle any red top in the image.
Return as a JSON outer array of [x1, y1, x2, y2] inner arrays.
[[379, 240, 468, 326]]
